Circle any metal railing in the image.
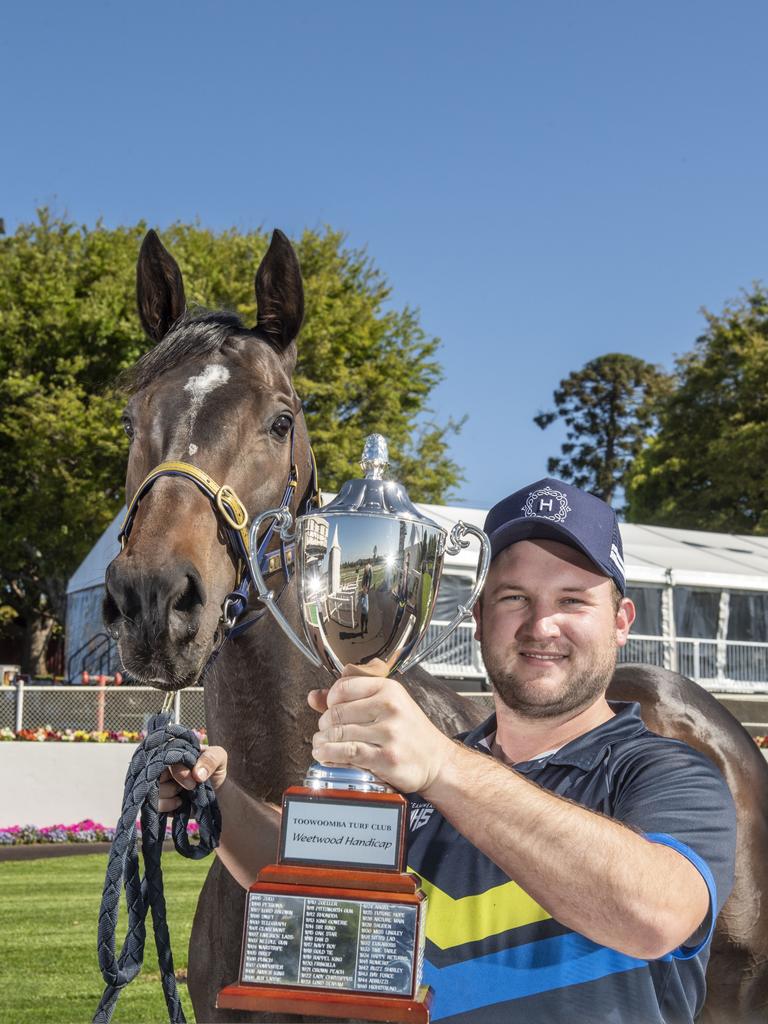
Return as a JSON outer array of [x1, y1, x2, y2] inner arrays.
[[66, 632, 120, 683], [421, 623, 768, 692], [1, 683, 206, 734], [619, 635, 768, 693], [419, 620, 486, 680]]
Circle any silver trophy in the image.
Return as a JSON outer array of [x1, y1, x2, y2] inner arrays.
[[247, 434, 490, 791], [220, 436, 491, 1018]]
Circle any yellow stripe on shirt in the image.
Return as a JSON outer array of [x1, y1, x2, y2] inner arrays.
[[408, 867, 552, 950]]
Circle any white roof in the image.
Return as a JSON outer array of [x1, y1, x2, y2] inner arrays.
[[66, 501, 768, 596], [618, 523, 768, 591]]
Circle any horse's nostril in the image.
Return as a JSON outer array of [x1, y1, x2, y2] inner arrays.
[[103, 592, 120, 629], [173, 574, 204, 616], [104, 561, 143, 625], [168, 572, 206, 644]]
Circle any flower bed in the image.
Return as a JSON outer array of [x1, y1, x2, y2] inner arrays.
[[0, 818, 201, 846], [0, 726, 207, 743]]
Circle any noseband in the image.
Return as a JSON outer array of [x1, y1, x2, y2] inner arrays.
[[118, 426, 319, 642]]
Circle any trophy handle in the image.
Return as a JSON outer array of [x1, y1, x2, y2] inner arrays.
[[399, 521, 491, 673], [247, 508, 323, 668]]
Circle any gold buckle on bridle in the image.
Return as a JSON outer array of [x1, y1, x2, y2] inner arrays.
[[215, 484, 249, 531]]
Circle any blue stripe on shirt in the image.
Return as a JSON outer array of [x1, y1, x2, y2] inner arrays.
[[643, 831, 717, 960], [424, 932, 647, 1019]]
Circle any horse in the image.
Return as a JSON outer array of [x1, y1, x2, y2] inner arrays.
[[103, 228, 768, 1023], [609, 666, 768, 1023]]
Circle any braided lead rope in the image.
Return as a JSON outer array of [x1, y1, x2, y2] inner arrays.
[[93, 712, 221, 1024]]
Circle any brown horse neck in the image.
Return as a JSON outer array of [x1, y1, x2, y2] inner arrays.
[[202, 582, 330, 802]]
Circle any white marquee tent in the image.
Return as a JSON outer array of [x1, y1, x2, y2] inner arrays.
[[67, 504, 768, 693]]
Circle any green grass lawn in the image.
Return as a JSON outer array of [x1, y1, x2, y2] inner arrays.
[[0, 851, 212, 1023]]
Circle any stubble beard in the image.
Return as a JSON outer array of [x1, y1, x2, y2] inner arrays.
[[481, 635, 619, 720]]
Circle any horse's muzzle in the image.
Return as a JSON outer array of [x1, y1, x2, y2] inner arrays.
[[103, 555, 212, 689]]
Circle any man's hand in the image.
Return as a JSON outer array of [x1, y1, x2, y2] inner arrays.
[[157, 745, 281, 890], [158, 746, 228, 812], [308, 660, 457, 794]]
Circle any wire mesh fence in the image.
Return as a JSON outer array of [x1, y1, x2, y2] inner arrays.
[[2, 685, 207, 734], [0, 690, 16, 731], [4, 630, 768, 738], [179, 688, 206, 731]]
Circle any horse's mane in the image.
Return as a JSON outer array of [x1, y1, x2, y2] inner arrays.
[[122, 310, 255, 393]]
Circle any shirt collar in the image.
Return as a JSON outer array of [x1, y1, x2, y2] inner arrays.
[[463, 701, 649, 772]]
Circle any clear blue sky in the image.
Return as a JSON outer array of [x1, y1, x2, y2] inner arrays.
[[3, 1, 767, 509]]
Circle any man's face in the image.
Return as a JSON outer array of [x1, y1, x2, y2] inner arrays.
[[474, 539, 635, 719]]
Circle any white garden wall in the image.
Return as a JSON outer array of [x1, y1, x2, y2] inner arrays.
[[0, 744, 134, 828], [2, 742, 767, 831]]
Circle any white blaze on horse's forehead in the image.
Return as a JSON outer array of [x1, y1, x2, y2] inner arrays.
[[184, 364, 230, 403], [181, 364, 230, 445]]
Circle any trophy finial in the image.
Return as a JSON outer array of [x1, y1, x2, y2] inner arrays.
[[361, 434, 389, 480]]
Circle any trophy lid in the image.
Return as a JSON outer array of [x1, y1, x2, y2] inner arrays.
[[318, 434, 441, 526]]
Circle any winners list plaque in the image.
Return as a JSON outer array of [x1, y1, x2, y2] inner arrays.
[[242, 892, 420, 995], [217, 779, 429, 1020], [217, 436, 490, 1022]]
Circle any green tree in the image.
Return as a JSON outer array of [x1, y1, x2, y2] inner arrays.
[[0, 211, 461, 673], [534, 353, 670, 504], [625, 287, 768, 532]]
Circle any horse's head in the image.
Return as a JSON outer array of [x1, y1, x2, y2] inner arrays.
[[104, 229, 313, 690]]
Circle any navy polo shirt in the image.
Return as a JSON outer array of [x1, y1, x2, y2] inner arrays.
[[406, 702, 736, 1023]]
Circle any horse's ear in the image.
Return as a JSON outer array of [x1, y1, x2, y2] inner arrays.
[[136, 230, 186, 343], [255, 229, 304, 354]]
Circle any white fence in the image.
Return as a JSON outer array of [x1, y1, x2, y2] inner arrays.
[[0, 743, 136, 828], [420, 621, 486, 680]]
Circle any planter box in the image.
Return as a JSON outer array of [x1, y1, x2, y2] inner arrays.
[[0, 743, 135, 828]]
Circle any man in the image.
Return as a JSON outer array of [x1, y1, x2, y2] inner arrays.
[[162, 477, 736, 1023], [361, 561, 373, 592], [359, 588, 369, 634]]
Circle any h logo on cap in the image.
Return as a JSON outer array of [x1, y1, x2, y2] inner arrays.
[[522, 486, 572, 524]]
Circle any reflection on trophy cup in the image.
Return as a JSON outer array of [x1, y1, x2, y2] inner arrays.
[[217, 435, 490, 1022]]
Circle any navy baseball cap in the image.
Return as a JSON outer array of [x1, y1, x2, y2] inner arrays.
[[483, 477, 626, 594]]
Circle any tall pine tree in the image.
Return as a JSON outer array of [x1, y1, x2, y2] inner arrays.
[[534, 353, 670, 505]]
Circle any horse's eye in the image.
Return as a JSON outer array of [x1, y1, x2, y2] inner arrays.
[[122, 416, 135, 441], [271, 414, 293, 439]]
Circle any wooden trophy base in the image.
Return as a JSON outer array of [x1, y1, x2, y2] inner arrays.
[[217, 981, 433, 1022]]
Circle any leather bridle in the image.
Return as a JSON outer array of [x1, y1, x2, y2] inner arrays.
[[118, 425, 319, 644]]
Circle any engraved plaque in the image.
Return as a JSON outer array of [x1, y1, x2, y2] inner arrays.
[[280, 795, 403, 871], [241, 891, 420, 997], [241, 894, 304, 987]]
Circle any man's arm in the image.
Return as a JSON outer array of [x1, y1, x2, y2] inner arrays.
[[160, 748, 280, 890], [310, 674, 711, 960], [422, 738, 710, 959]]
